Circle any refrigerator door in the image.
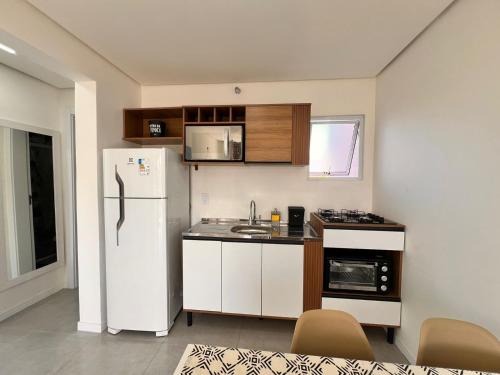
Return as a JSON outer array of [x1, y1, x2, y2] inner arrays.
[[103, 148, 166, 198], [105, 197, 168, 332]]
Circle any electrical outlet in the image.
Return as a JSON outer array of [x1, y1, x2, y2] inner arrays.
[[201, 193, 209, 205]]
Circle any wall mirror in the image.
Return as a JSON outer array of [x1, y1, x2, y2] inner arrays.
[[0, 123, 62, 281]]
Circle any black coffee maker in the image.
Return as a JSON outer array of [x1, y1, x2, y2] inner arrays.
[[288, 206, 305, 229]]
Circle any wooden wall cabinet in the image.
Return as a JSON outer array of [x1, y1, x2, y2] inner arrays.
[[245, 104, 311, 164], [292, 104, 311, 165], [123, 103, 311, 165], [246, 105, 293, 162]]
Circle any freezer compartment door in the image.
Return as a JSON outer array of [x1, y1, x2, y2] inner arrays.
[[103, 148, 166, 198], [105, 198, 168, 332]]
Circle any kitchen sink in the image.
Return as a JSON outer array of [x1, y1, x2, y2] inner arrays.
[[230, 225, 272, 235]]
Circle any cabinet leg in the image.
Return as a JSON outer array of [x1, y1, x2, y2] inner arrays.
[[387, 328, 395, 344], [187, 312, 193, 327]]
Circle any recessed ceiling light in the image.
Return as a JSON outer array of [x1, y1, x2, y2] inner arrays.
[[0, 43, 16, 55]]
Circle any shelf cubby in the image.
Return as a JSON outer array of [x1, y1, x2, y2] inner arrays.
[[199, 107, 215, 122], [231, 106, 246, 122], [215, 107, 231, 122], [184, 107, 199, 123]]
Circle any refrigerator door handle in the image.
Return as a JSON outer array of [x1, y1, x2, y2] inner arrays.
[[224, 128, 229, 159], [115, 165, 125, 246]]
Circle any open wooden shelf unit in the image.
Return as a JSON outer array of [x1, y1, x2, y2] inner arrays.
[[123, 107, 183, 145], [183, 105, 246, 124]]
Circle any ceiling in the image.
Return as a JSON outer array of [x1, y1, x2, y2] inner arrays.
[[0, 53, 74, 89], [0, 29, 75, 88], [27, 0, 453, 85]]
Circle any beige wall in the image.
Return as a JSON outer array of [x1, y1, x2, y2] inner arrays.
[[373, 0, 500, 362], [143, 79, 376, 222], [0, 0, 141, 331]]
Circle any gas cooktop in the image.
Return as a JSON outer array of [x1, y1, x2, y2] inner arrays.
[[317, 209, 385, 224]]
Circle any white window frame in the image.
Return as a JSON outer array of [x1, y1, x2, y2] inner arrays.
[[308, 115, 364, 180]]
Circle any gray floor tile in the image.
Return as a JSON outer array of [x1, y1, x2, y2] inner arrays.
[[143, 342, 189, 375], [364, 327, 409, 364], [54, 337, 162, 375], [0, 289, 408, 375]]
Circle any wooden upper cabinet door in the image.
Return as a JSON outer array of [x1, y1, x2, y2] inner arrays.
[[245, 105, 293, 162], [292, 104, 311, 165]]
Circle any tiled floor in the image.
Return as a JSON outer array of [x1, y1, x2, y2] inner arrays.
[[0, 289, 408, 374]]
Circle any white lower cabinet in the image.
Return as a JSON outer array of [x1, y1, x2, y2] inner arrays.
[[262, 243, 304, 318], [183, 239, 305, 318], [322, 297, 401, 326], [182, 240, 222, 312], [222, 242, 262, 315]]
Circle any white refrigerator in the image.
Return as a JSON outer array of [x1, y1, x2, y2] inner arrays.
[[103, 148, 189, 336]]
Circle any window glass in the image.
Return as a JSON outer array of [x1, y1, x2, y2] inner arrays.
[[309, 116, 362, 178]]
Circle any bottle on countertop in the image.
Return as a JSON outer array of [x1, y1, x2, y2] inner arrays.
[[271, 208, 281, 230]]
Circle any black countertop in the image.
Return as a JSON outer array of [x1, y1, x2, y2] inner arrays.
[[183, 218, 320, 244]]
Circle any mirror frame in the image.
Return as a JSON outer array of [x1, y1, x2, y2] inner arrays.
[[0, 118, 65, 291]]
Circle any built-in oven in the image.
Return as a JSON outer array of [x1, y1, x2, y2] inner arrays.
[[184, 124, 244, 162], [324, 251, 392, 294]]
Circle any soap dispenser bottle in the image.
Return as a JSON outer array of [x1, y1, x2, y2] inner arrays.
[[271, 208, 281, 231]]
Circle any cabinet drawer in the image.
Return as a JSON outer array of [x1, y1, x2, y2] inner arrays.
[[321, 297, 401, 326], [323, 229, 404, 251]]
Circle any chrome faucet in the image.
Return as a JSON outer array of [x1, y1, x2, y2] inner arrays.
[[249, 200, 256, 225]]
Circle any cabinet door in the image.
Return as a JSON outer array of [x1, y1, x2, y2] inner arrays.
[[245, 105, 293, 162], [222, 242, 261, 315], [262, 243, 304, 318], [292, 104, 311, 165], [182, 240, 221, 312]]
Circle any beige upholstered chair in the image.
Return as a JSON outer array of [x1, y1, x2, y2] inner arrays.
[[417, 318, 500, 372], [290, 309, 375, 361]]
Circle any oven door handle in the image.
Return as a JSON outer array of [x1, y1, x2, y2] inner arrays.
[[331, 260, 377, 268]]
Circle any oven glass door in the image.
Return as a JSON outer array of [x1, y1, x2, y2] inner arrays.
[[329, 260, 377, 292]]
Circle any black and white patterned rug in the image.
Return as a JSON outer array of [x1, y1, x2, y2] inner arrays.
[[174, 344, 494, 375]]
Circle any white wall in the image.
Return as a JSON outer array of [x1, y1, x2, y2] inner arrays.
[[0, 63, 68, 321], [0, 0, 141, 331], [142, 79, 375, 223], [58, 88, 77, 288], [373, 0, 500, 362]]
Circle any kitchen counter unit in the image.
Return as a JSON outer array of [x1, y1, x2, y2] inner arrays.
[[182, 219, 323, 321], [183, 218, 320, 244]]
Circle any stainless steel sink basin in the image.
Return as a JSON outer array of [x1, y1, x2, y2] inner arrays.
[[230, 225, 272, 235]]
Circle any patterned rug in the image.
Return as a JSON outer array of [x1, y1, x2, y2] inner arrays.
[[174, 344, 494, 375]]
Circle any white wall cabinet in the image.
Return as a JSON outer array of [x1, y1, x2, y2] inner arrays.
[[182, 240, 222, 312], [262, 243, 304, 318], [221, 242, 262, 315]]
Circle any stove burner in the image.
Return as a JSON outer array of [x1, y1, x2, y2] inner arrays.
[[317, 209, 385, 224]]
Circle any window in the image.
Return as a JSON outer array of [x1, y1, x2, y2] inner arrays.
[[309, 115, 363, 178]]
